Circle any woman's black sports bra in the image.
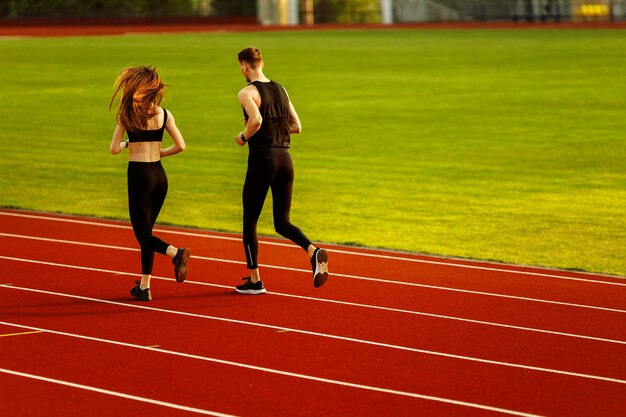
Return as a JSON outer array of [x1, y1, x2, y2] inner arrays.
[[127, 108, 168, 143]]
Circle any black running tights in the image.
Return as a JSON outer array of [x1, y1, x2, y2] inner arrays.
[[127, 161, 171, 275], [242, 148, 312, 269]]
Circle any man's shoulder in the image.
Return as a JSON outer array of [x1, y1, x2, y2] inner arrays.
[[238, 84, 258, 98], [240, 83, 258, 92]]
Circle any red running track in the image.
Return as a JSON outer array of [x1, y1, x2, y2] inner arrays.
[[0, 208, 625, 416]]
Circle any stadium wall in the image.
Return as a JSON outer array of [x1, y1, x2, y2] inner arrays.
[[0, 0, 624, 27], [392, 0, 626, 23]]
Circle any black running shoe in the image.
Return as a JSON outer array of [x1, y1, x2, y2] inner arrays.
[[172, 248, 191, 283], [130, 281, 152, 301], [235, 277, 267, 294], [311, 248, 329, 288]]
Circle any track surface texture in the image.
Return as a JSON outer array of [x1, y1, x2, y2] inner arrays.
[[0, 209, 625, 416]]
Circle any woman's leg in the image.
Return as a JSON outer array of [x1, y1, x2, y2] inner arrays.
[[128, 162, 173, 290], [149, 164, 178, 257], [149, 162, 190, 283]]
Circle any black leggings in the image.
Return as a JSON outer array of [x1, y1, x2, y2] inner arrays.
[[243, 148, 312, 269], [127, 161, 171, 275]]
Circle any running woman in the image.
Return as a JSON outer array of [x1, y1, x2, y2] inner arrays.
[[233, 47, 329, 294], [109, 66, 190, 301]]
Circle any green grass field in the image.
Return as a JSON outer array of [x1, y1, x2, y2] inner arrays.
[[1, 29, 625, 276]]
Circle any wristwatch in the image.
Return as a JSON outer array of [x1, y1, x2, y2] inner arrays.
[[240, 133, 248, 143]]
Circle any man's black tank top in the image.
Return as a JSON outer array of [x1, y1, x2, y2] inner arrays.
[[243, 81, 290, 149], [127, 108, 168, 143]]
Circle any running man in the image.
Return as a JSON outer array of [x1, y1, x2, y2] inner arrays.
[[109, 66, 190, 301], [233, 47, 329, 294]]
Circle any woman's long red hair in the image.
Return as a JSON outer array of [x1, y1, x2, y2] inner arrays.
[[109, 66, 166, 132]]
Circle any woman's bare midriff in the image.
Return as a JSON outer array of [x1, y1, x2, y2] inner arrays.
[[128, 141, 161, 162]]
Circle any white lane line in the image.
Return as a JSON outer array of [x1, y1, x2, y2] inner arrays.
[[0, 232, 136, 252], [0, 282, 431, 355], [1, 249, 625, 316], [0, 231, 418, 287], [5, 228, 625, 297], [1, 254, 625, 346], [0, 321, 542, 417], [2, 255, 625, 346], [0, 367, 236, 417], [1, 285, 626, 387], [195, 283, 626, 346], [1, 210, 623, 285]]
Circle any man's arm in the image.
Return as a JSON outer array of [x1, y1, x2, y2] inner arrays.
[[287, 100, 302, 134], [282, 87, 301, 134], [235, 86, 262, 146]]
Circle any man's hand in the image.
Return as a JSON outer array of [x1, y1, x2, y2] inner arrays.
[[235, 132, 247, 146]]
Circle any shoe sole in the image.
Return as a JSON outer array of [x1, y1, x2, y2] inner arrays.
[[235, 288, 267, 295], [176, 248, 191, 283], [313, 248, 329, 288]]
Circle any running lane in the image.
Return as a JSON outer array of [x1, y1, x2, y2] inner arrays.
[[1, 209, 625, 416]]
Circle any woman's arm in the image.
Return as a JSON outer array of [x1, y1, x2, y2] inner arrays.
[[161, 110, 186, 158], [109, 124, 128, 155]]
